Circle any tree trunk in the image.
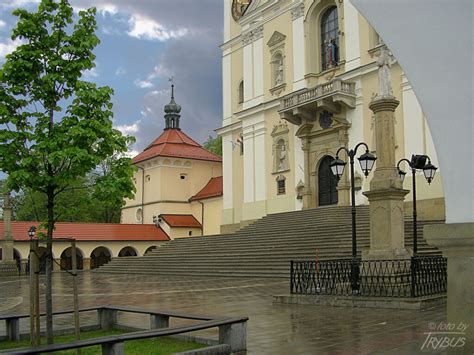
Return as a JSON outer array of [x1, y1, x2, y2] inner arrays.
[[45, 187, 54, 344]]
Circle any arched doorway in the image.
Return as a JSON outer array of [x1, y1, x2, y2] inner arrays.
[[60, 247, 84, 271], [90, 247, 112, 270], [118, 246, 138, 257], [318, 155, 339, 206]]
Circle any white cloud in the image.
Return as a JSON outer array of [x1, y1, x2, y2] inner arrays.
[[0, 20, 6, 29], [134, 79, 153, 89], [82, 66, 99, 80], [0, 0, 39, 9], [116, 122, 139, 135], [96, 3, 118, 16], [147, 89, 169, 96], [115, 67, 126, 76], [0, 38, 22, 61], [127, 13, 187, 41]]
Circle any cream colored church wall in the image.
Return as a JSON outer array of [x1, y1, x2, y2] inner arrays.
[[262, 10, 293, 101], [122, 158, 221, 225], [264, 108, 298, 214], [191, 197, 223, 236]]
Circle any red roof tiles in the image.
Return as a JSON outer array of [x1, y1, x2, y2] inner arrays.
[[189, 176, 223, 201], [133, 129, 222, 164], [0, 221, 170, 242], [159, 214, 202, 228]]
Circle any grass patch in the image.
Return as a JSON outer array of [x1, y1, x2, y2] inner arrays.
[[0, 329, 207, 354]]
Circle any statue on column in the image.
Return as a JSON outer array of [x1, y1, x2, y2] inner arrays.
[[376, 47, 393, 97]]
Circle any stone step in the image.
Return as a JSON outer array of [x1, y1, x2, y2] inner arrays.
[[99, 205, 442, 277]]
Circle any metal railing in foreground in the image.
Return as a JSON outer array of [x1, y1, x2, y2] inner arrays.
[[0, 306, 248, 354], [290, 256, 447, 298]]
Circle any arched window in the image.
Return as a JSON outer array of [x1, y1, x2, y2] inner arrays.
[[320, 6, 339, 71], [238, 80, 244, 104]]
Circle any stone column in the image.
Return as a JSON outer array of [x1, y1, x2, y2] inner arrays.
[[82, 257, 91, 270], [363, 96, 410, 259], [424, 223, 474, 353], [1, 192, 15, 264]]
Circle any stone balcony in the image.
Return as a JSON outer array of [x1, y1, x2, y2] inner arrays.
[[278, 79, 356, 125]]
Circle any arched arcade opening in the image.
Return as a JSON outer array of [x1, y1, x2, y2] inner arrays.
[[60, 247, 84, 271], [90, 247, 112, 270], [118, 246, 138, 257]]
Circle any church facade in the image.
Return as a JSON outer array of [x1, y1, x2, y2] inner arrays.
[[217, 0, 444, 232]]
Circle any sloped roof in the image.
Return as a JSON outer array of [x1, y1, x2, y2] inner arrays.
[[0, 221, 170, 242], [133, 129, 222, 164], [159, 214, 202, 228], [189, 176, 223, 201]]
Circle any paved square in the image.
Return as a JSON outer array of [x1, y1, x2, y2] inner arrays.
[[0, 272, 446, 354]]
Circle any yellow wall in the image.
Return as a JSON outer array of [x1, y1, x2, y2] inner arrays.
[[122, 156, 222, 226]]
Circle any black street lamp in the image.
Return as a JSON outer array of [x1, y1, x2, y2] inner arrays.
[[397, 155, 437, 256], [28, 226, 36, 239], [330, 142, 376, 293]]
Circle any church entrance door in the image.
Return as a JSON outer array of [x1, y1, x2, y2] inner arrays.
[[318, 155, 338, 206]]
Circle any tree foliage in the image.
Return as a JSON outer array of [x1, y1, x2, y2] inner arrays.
[[0, 0, 135, 343], [203, 135, 222, 157]]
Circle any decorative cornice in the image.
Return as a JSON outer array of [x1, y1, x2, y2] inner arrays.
[[242, 26, 264, 45], [291, 2, 305, 20]]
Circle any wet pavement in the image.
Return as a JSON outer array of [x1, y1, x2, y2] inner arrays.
[[0, 272, 447, 354]]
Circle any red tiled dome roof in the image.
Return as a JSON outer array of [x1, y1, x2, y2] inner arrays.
[[133, 129, 222, 164]]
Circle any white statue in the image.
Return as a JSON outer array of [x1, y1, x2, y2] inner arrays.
[[275, 57, 283, 86], [278, 143, 287, 170], [376, 47, 393, 97]]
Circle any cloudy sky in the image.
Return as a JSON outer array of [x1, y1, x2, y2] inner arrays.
[[0, 0, 223, 155]]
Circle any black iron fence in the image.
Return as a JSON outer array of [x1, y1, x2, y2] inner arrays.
[[290, 256, 447, 298]]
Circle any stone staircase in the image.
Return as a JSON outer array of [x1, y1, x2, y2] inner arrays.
[[96, 206, 441, 278]]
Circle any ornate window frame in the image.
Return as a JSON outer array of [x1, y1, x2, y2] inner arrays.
[[271, 122, 290, 174], [267, 31, 287, 96]]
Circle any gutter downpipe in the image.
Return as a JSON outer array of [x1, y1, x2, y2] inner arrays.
[[138, 166, 145, 224], [198, 200, 204, 236]]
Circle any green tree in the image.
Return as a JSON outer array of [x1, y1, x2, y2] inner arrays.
[[203, 135, 222, 157], [0, 0, 135, 343]]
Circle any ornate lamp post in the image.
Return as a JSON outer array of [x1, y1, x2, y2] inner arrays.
[[330, 142, 376, 293], [397, 155, 437, 256]]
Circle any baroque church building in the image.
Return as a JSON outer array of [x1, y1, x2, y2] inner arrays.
[[217, 0, 444, 233], [121, 86, 223, 238]]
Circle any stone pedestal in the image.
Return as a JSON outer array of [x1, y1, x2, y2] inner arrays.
[[1, 192, 14, 263], [424, 222, 474, 353], [363, 95, 410, 260]]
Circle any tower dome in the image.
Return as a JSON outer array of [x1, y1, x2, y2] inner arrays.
[[164, 84, 181, 130]]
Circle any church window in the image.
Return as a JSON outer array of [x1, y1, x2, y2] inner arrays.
[[276, 175, 286, 195], [321, 6, 339, 71], [145, 175, 151, 182], [238, 80, 244, 104], [180, 173, 187, 180], [188, 231, 193, 236]]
